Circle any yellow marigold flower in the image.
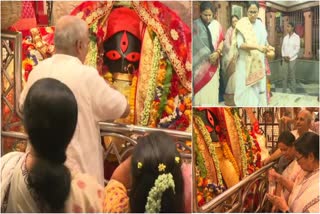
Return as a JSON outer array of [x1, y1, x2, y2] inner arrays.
[[158, 163, 166, 172], [175, 157, 180, 164]]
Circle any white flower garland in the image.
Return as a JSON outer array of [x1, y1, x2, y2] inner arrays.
[[194, 115, 223, 187], [140, 35, 161, 126], [145, 173, 175, 213], [232, 110, 248, 178]]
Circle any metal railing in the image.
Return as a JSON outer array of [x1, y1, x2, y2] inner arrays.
[[1, 31, 24, 154], [1, 122, 192, 158], [195, 162, 276, 213], [99, 122, 192, 163]]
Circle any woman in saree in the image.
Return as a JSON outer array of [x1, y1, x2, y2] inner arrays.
[[193, 2, 224, 106], [267, 132, 319, 212], [268, 131, 301, 211], [224, 1, 273, 106], [222, 14, 239, 64], [1, 79, 103, 212]]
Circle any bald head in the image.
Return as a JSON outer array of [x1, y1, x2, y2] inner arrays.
[[299, 110, 312, 123], [296, 109, 312, 134], [54, 16, 89, 61]]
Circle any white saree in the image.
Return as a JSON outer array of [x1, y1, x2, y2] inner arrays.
[[288, 169, 320, 212]]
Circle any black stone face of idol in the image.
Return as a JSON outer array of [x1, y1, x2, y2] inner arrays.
[[103, 31, 141, 74]]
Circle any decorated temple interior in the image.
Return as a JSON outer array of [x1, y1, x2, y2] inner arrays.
[[1, 0, 319, 213], [193, 1, 319, 106]]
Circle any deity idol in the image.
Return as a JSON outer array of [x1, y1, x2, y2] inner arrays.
[[70, 1, 192, 131]]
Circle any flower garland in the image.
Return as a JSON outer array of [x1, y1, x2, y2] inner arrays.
[[140, 36, 161, 126], [145, 173, 175, 213], [193, 130, 207, 178], [248, 121, 262, 169], [157, 59, 172, 118], [22, 58, 34, 82], [148, 58, 168, 127], [243, 128, 255, 175], [129, 75, 138, 124], [194, 115, 223, 187], [231, 109, 248, 178], [86, 22, 98, 67]]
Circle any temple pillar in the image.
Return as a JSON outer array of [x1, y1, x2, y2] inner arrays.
[[258, 0, 266, 24], [192, 2, 200, 20], [266, 11, 276, 47], [303, 10, 313, 59], [282, 15, 289, 35], [216, 1, 229, 32]]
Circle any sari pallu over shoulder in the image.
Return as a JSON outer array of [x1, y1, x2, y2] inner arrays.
[[235, 17, 265, 86], [193, 19, 223, 95], [224, 17, 266, 106]]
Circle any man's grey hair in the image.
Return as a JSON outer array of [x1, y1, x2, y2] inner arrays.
[[54, 16, 88, 53], [299, 109, 313, 124]]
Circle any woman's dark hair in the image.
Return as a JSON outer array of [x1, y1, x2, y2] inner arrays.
[[231, 14, 239, 20], [277, 131, 295, 147], [200, 1, 215, 13], [23, 78, 78, 212], [247, 1, 260, 9], [130, 132, 184, 212], [294, 132, 319, 160]]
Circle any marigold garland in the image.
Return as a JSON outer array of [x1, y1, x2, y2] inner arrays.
[[129, 75, 138, 124], [221, 141, 240, 177]]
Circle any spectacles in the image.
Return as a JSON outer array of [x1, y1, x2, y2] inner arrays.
[[248, 11, 258, 15], [296, 156, 304, 161]]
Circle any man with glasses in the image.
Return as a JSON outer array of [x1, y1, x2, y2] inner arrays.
[[262, 109, 314, 165]]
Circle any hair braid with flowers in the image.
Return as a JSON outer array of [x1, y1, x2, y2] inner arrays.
[[130, 132, 184, 213], [145, 173, 175, 213]]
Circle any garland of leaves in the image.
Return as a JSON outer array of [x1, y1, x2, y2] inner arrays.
[[193, 128, 207, 178], [158, 59, 172, 118], [194, 115, 223, 187]]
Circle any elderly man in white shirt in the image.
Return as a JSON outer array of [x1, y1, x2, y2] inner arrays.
[[19, 16, 130, 185], [262, 109, 314, 166], [281, 22, 300, 93]]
